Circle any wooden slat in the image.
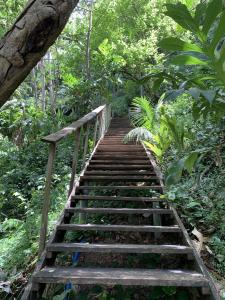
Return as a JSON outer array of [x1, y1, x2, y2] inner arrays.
[[65, 207, 172, 214], [90, 160, 150, 164], [80, 175, 158, 181], [97, 149, 146, 152], [57, 224, 181, 232], [33, 267, 208, 287], [84, 170, 155, 175], [95, 150, 146, 158], [72, 195, 164, 202], [87, 165, 153, 170], [93, 155, 148, 159], [47, 243, 193, 254], [77, 185, 163, 190]]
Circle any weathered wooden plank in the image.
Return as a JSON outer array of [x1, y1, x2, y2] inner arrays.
[[84, 170, 155, 175], [80, 175, 158, 181], [87, 165, 153, 170], [65, 207, 172, 214], [77, 185, 163, 190], [72, 195, 164, 202], [93, 155, 148, 159], [57, 224, 181, 233], [96, 149, 146, 152], [47, 243, 193, 254], [90, 160, 150, 164], [33, 267, 208, 287]]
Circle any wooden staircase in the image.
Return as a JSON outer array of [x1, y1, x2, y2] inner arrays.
[[22, 114, 219, 299]]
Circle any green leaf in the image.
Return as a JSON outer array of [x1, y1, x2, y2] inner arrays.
[[187, 201, 201, 208], [170, 55, 207, 65], [152, 77, 164, 92], [202, 0, 222, 35], [210, 11, 225, 53], [144, 141, 163, 159], [201, 90, 216, 103], [184, 152, 199, 173], [163, 89, 185, 101], [159, 37, 203, 53], [194, 2, 207, 26], [188, 87, 201, 100], [53, 290, 71, 300], [162, 286, 176, 296], [165, 3, 199, 33], [165, 159, 185, 186]]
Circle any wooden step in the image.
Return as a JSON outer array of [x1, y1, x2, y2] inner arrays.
[[65, 207, 172, 214], [93, 155, 148, 159], [33, 267, 208, 287], [92, 157, 149, 161], [57, 224, 180, 233], [87, 165, 153, 170], [97, 149, 145, 152], [80, 175, 158, 181], [77, 185, 163, 191], [47, 243, 193, 254], [72, 195, 164, 202], [89, 160, 149, 164], [95, 152, 147, 156], [98, 144, 144, 146], [84, 170, 155, 175]]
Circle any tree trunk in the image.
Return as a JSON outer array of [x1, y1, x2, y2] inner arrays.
[[31, 67, 38, 107], [0, 0, 79, 107], [47, 51, 56, 115], [85, 1, 93, 80], [40, 58, 46, 111]]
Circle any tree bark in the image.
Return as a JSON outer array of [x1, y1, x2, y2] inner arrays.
[[0, 0, 79, 107], [31, 67, 39, 107], [85, 1, 93, 80], [47, 51, 57, 115], [40, 57, 46, 111]]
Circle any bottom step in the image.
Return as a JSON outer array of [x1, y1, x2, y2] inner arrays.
[[33, 267, 208, 287]]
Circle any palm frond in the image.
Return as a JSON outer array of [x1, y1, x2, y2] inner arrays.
[[124, 127, 153, 144], [129, 97, 155, 130]]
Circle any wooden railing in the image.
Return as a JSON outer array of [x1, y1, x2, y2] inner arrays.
[[38, 104, 111, 257]]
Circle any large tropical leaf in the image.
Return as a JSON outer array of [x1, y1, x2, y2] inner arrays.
[[124, 127, 152, 143], [202, 0, 222, 36], [209, 11, 225, 54], [184, 152, 199, 173], [159, 37, 203, 53], [194, 2, 207, 26], [144, 141, 163, 159], [165, 159, 185, 186], [170, 55, 208, 65], [165, 3, 199, 34], [130, 97, 155, 130]]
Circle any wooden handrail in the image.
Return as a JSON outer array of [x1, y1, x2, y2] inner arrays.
[[42, 105, 106, 144], [38, 104, 111, 257]]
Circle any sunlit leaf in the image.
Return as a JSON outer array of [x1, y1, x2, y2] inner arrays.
[[170, 55, 208, 65], [202, 0, 222, 36], [165, 3, 199, 33], [159, 37, 203, 53]]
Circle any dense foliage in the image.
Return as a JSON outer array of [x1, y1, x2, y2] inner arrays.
[[0, 0, 225, 299]]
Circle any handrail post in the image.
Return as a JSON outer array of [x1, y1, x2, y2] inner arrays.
[[82, 123, 90, 168], [98, 111, 104, 139], [68, 128, 81, 197], [107, 104, 112, 130], [38, 143, 56, 257], [93, 116, 99, 146]]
